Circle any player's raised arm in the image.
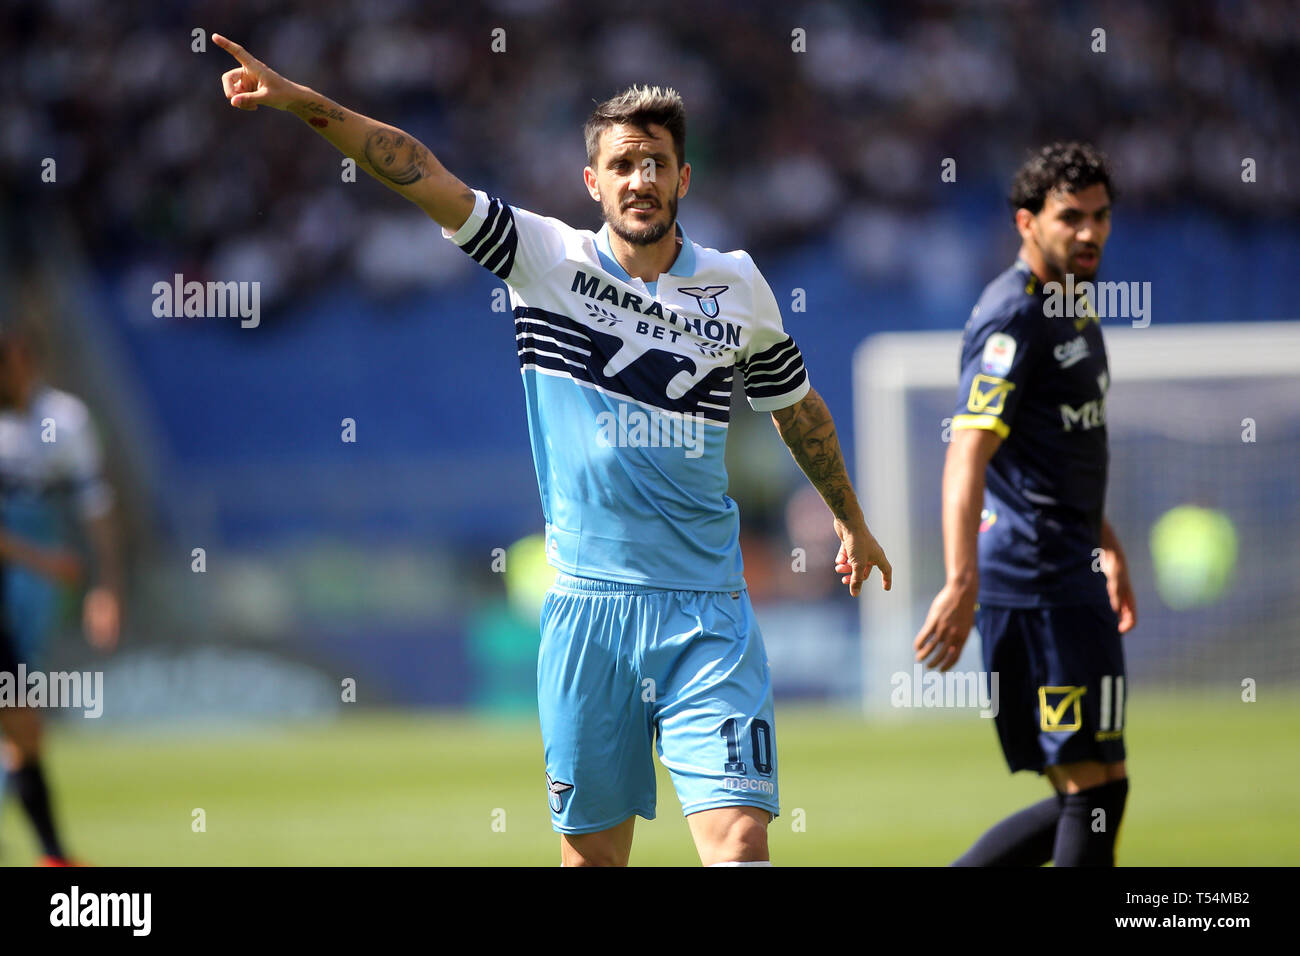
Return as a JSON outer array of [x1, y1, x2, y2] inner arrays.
[[770, 389, 892, 596], [212, 33, 474, 232]]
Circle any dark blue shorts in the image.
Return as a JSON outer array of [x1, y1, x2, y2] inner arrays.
[[975, 601, 1127, 774]]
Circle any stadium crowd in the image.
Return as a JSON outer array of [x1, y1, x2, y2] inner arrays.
[[2, 0, 1297, 308]]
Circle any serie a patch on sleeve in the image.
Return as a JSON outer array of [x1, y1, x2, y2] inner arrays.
[[981, 332, 1017, 376]]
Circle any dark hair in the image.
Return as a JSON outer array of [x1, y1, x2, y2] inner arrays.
[[584, 85, 686, 169], [0, 313, 44, 356], [1009, 142, 1116, 216]]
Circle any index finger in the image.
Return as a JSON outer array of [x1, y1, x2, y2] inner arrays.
[[213, 33, 257, 68]]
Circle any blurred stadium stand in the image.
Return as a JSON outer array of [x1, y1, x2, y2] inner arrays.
[[1, 0, 1297, 713]]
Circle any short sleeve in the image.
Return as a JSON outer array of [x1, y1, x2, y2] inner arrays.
[[952, 302, 1041, 439], [737, 262, 810, 411], [441, 189, 567, 288], [62, 406, 113, 520]]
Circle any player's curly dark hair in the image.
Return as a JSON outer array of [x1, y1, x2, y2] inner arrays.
[[1009, 142, 1117, 216], [584, 85, 686, 169]]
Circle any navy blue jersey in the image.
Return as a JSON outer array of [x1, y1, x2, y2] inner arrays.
[[952, 259, 1110, 607]]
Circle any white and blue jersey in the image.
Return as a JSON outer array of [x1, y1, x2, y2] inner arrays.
[[0, 385, 111, 661], [443, 191, 805, 833], [443, 190, 810, 591]]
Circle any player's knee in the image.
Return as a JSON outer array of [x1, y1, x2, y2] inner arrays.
[[700, 812, 769, 864], [561, 844, 630, 867], [1, 718, 42, 764], [560, 832, 632, 867], [729, 820, 769, 861], [1048, 759, 1125, 793]]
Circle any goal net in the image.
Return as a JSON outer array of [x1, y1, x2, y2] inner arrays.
[[853, 322, 1300, 714]]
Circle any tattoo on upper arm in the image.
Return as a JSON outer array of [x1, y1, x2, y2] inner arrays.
[[364, 128, 431, 186], [773, 393, 855, 520]]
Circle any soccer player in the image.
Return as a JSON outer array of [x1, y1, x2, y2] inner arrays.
[[913, 143, 1137, 866], [0, 317, 122, 865], [214, 34, 891, 866]]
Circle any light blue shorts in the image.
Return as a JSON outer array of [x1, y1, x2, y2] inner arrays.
[[537, 573, 780, 834], [3, 568, 58, 667]]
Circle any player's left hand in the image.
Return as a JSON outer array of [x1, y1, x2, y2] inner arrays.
[[913, 580, 977, 671], [1101, 548, 1137, 634], [833, 519, 892, 597], [83, 586, 121, 652]]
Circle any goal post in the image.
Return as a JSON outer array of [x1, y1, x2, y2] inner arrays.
[[853, 321, 1300, 716]]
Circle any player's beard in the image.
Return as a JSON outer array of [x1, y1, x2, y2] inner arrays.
[[1037, 230, 1102, 283], [1035, 234, 1075, 285], [605, 192, 678, 246]]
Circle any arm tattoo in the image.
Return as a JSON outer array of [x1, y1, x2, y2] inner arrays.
[[363, 127, 431, 186], [291, 100, 346, 124], [772, 390, 857, 522]]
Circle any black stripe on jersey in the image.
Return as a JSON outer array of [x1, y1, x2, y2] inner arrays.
[[459, 197, 518, 279], [738, 335, 806, 396], [745, 366, 807, 399], [461, 199, 504, 258], [514, 306, 734, 425], [515, 316, 592, 352], [740, 336, 800, 376], [743, 349, 801, 385], [0, 473, 80, 497]]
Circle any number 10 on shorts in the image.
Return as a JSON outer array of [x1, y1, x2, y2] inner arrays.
[[721, 718, 774, 776]]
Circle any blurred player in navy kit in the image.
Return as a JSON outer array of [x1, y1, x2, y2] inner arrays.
[[914, 143, 1137, 866], [0, 317, 122, 864]]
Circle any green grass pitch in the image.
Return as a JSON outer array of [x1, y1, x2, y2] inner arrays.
[[2, 690, 1296, 865]]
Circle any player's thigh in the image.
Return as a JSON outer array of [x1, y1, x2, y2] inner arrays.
[[0, 623, 43, 760], [975, 605, 1042, 772], [537, 582, 658, 835], [1032, 602, 1128, 772], [560, 815, 637, 867], [6, 572, 58, 666], [650, 590, 780, 825], [686, 805, 770, 865]]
